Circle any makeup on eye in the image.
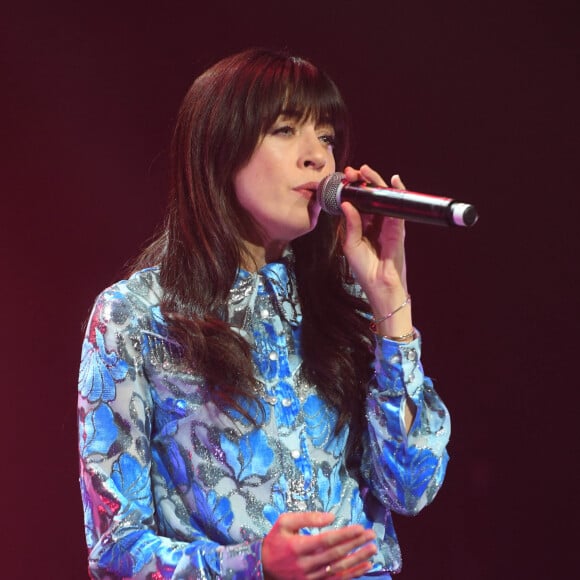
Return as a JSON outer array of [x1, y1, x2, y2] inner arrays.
[[270, 124, 297, 137], [319, 131, 336, 148], [269, 121, 336, 148]]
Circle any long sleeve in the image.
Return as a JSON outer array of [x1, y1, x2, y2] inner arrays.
[[361, 332, 450, 516], [78, 286, 264, 579], [79, 265, 450, 577]]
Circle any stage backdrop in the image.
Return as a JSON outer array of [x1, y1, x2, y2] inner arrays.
[[1, 1, 577, 578]]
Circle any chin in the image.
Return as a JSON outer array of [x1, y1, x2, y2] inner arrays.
[[302, 212, 320, 236], [308, 203, 322, 229]]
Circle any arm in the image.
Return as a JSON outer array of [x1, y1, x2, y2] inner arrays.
[[340, 165, 450, 515], [78, 288, 262, 579], [340, 166, 417, 431], [80, 285, 379, 579], [361, 332, 450, 515]]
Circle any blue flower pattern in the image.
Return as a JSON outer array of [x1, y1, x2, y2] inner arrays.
[[111, 453, 154, 518], [263, 475, 289, 526], [78, 263, 450, 578], [220, 429, 274, 481], [79, 325, 129, 403], [190, 483, 235, 544], [79, 403, 118, 457]]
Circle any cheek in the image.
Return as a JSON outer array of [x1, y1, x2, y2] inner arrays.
[[330, 154, 337, 172], [233, 167, 259, 209], [328, 149, 336, 167]]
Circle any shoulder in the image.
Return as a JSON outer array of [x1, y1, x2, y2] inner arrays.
[[89, 267, 164, 330]]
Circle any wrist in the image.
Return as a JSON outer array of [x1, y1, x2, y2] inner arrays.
[[370, 294, 413, 336], [377, 328, 416, 343]]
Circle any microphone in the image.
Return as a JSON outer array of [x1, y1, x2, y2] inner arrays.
[[316, 172, 479, 227]]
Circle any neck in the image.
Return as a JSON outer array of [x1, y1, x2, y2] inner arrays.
[[241, 238, 288, 271]]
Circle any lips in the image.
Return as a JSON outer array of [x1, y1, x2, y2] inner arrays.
[[293, 182, 320, 198]]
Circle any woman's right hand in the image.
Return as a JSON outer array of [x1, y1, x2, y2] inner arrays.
[[262, 512, 377, 579]]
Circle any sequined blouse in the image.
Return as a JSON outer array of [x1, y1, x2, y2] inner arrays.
[[78, 260, 450, 579]]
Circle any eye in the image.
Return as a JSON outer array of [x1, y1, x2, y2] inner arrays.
[[319, 132, 336, 148], [271, 124, 296, 137]]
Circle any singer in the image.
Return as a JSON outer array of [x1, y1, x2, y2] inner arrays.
[[78, 48, 450, 579]]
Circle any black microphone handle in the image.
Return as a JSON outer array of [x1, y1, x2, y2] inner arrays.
[[342, 183, 478, 227], [317, 173, 478, 227]]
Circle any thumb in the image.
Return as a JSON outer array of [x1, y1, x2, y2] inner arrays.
[[277, 511, 335, 534], [340, 202, 363, 249]]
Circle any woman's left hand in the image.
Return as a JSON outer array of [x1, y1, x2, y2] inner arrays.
[[340, 164, 408, 311]]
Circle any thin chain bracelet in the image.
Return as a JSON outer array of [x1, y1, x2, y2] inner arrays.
[[369, 295, 411, 333], [383, 329, 416, 342]]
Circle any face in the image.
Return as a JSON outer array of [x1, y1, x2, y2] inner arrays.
[[233, 115, 336, 257]]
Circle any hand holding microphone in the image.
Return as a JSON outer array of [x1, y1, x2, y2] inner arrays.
[[337, 166, 413, 350], [317, 171, 478, 227]]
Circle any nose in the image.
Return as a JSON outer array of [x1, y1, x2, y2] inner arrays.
[[299, 130, 328, 171]]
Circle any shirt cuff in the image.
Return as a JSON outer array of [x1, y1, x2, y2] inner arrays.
[[219, 540, 264, 579], [373, 330, 424, 399]]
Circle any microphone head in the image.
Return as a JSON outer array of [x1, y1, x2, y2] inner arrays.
[[317, 172, 346, 215]]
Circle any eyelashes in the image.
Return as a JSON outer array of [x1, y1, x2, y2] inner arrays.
[[270, 124, 336, 148], [319, 133, 336, 147], [271, 125, 296, 137]]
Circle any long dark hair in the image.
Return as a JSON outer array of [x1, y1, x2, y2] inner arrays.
[[133, 48, 373, 437]]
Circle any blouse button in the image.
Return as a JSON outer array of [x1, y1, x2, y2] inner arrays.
[[269, 351, 278, 361], [282, 398, 292, 407], [260, 309, 269, 319], [291, 449, 301, 459]]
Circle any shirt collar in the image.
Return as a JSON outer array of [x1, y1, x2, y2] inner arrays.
[[230, 249, 300, 327]]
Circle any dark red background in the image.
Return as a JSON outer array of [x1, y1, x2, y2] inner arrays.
[[2, 1, 577, 578]]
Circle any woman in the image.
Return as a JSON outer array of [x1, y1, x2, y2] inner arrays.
[[78, 48, 450, 579]]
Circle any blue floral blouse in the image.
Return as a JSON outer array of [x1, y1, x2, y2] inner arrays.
[[78, 260, 450, 579]]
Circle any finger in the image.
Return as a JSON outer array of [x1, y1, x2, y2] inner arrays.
[[277, 511, 335, 535], [390, 173, 406, 190], [326, 562, 373, 580], [340, 202, 363, 246], [335, 560, 374, 579], [341, 199, 383, 234], [342, 166, 360, 182], [305, 529, 376, 566], [317, 526, 374, 553], [358, 164, 387, 187], [327, 543, 377, 579], [308, 541, 376, 580]]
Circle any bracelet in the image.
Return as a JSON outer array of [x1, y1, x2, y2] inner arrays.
[[383, 329, 416, 342], [369, 295, 411, 333]]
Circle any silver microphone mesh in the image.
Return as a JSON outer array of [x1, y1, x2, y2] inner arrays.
[[316, 172, 346, 215]]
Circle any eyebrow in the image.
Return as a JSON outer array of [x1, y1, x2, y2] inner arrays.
[[277, 110, 334, 128]]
